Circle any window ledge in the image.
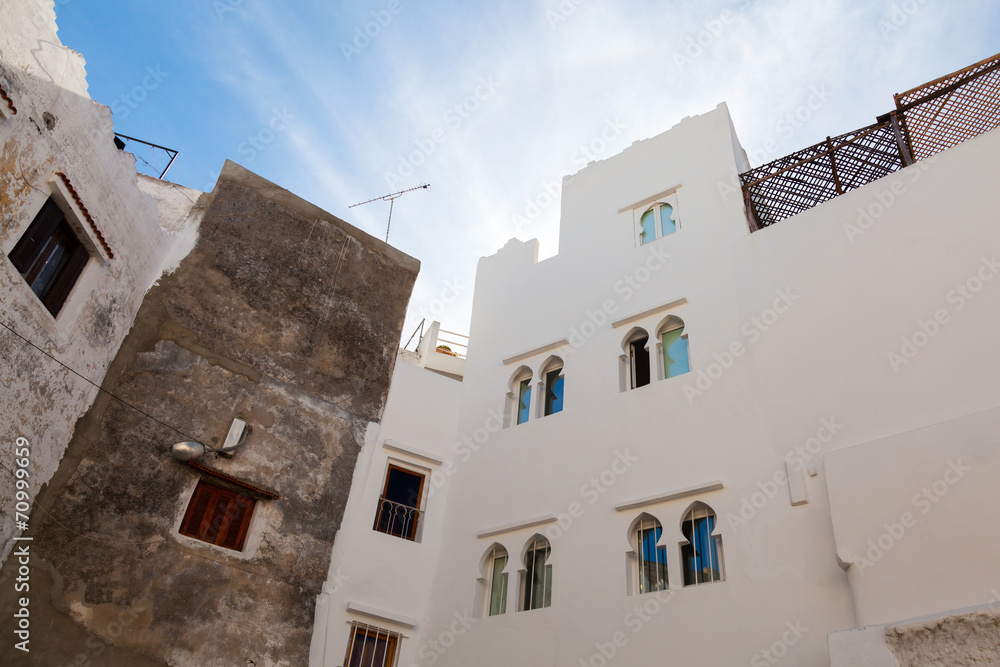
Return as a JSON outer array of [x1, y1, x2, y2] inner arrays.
[[502, 339, 569, 366], [382, 439, 444, 466], [346, 601, 418, 629], [611, 297, 687, 329], [477, 514, 557, 539], [614, 480, 724, 512]]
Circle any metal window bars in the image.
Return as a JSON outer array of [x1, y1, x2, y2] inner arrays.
[[740, 51, 1000, 231], [681, 504, 724, 586], [521, 536, 552, 611], [636, 517, 669, 594], [343, 622, 401, 667], [373, 497, 421, 541]]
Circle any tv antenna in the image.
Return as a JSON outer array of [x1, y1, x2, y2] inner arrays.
[[349, 183, 430, 242]]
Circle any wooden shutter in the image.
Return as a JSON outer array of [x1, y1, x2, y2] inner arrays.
[[8, 198, 64, 273], [180, 481, 255, 551]]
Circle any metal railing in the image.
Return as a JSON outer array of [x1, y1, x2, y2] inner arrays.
[[114, 132, 178, 179], [373, 497, 420, 541], [741, 51, 1000, 231], [403, 318, 470, 359]]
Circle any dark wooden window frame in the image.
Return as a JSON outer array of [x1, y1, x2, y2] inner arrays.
[[373, 464, 425, 541], [179, 480, 256, 551], [7, 197, 89, 316], [345, 624, 399, 667]]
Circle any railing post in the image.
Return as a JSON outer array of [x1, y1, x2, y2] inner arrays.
[[890, 111, 915, 166], [826, 136, 844, 195]]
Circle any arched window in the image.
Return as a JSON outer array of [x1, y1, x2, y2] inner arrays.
[[681, 503, 724, 586], [657, 316, 690, 380], [627, 514, 668, 595], [483, 545, 509, 616], [621, 329, 651, 391], [638, 202, 678, 245], [539, 357, 564, 416], [520, 535, 552, 611], [505, 367, 533, 427]]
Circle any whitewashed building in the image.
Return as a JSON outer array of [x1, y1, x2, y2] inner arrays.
[[314, 55, 1000, 666]]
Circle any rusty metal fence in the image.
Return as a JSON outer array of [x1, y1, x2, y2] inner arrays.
[[741, 52, 1000, 231]]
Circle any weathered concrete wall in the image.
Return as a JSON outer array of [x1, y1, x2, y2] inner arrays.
[[887, 608, 1000, 666], [0, 0, 205, 565], [0, 161, 418, 666]]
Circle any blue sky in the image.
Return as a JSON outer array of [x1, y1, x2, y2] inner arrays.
[[55, 0, 1000, 343]]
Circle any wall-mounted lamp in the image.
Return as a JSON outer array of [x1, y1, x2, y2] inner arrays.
[[170, 418, 249, 461]]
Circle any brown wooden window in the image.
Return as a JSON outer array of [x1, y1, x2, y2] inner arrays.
[[179, 481, 255, 551], [373, 465, 424, 541], [8, 198, 89, 316], [344, 623, 400, 667]]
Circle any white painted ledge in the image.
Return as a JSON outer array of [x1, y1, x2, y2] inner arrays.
[[614, 480, 724, 512], [618, 184, 683, 214], [502, 339, 569, 366], [611, 297, 687, 329], [346, 601, 418, 629], [382, 439, 444, 466], [477, 514, 557, 539]]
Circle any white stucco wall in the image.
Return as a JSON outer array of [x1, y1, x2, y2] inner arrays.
[[0, 1, 204, 563], [327, 103, 1000, 666], [311, 354, 463, 666]]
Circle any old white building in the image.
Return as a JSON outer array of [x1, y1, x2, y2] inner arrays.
[[313, 55, 1000, 666]]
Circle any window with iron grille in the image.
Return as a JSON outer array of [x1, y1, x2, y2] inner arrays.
[[179, 481, 255, 551], [681, 502, 725, 586], [373, 465, 424, 541], [484, 545, 509, 616], [8, 197, 89, 316], [344, 623, 401, 667], [520, 536, 552, 611], [631, 515, 669, 595]]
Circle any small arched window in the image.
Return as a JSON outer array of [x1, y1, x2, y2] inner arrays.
[[621, 329, 651, 391], [520, 535, 552, 611], [639, 202, 678, 245], [539, 357, 564, 416], [657, 316, 690, 380], [483, 545, 509, 616], [628, 514, 668, 595], [681, 503, 724, 586], [506, 367, 533, 427]]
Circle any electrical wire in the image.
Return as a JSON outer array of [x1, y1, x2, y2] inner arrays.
[[0, 318, 198, 442]]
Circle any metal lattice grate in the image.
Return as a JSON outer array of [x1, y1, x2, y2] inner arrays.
[[739, 122, 905, 229], [740, 51, 1000, 231], [894, 52, 1000, 161]]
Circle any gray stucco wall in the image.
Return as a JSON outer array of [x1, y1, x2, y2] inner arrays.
[[0, 161, 419, 666]]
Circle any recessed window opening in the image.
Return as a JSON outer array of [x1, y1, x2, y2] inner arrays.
[[624, 330, 651, 390], [639, 202, 677, 245], [179, 481, 255, 552], [520, 536, 552, 611], [540, 357, 564, 417], [374, 465, 424, 541], [344, 622, 401, 667], [506, 367, 533, 427], [681, 503, 724, 586], [634, 515, 668, 595], [8, 197, 89, 316], [485, 545, 509, 616], [658, 317, 690, 380]]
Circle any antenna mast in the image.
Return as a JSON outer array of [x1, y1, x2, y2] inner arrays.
[[349, 183, 430, 242]]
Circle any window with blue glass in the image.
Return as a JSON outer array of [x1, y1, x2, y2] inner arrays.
[[632, 515, 668, 595], [541, 358, 564, 417], [517, 378, 531, 425], [681, 503, 724, 586], [638, 202, 678, 246], [658, 317, 690, 380]]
